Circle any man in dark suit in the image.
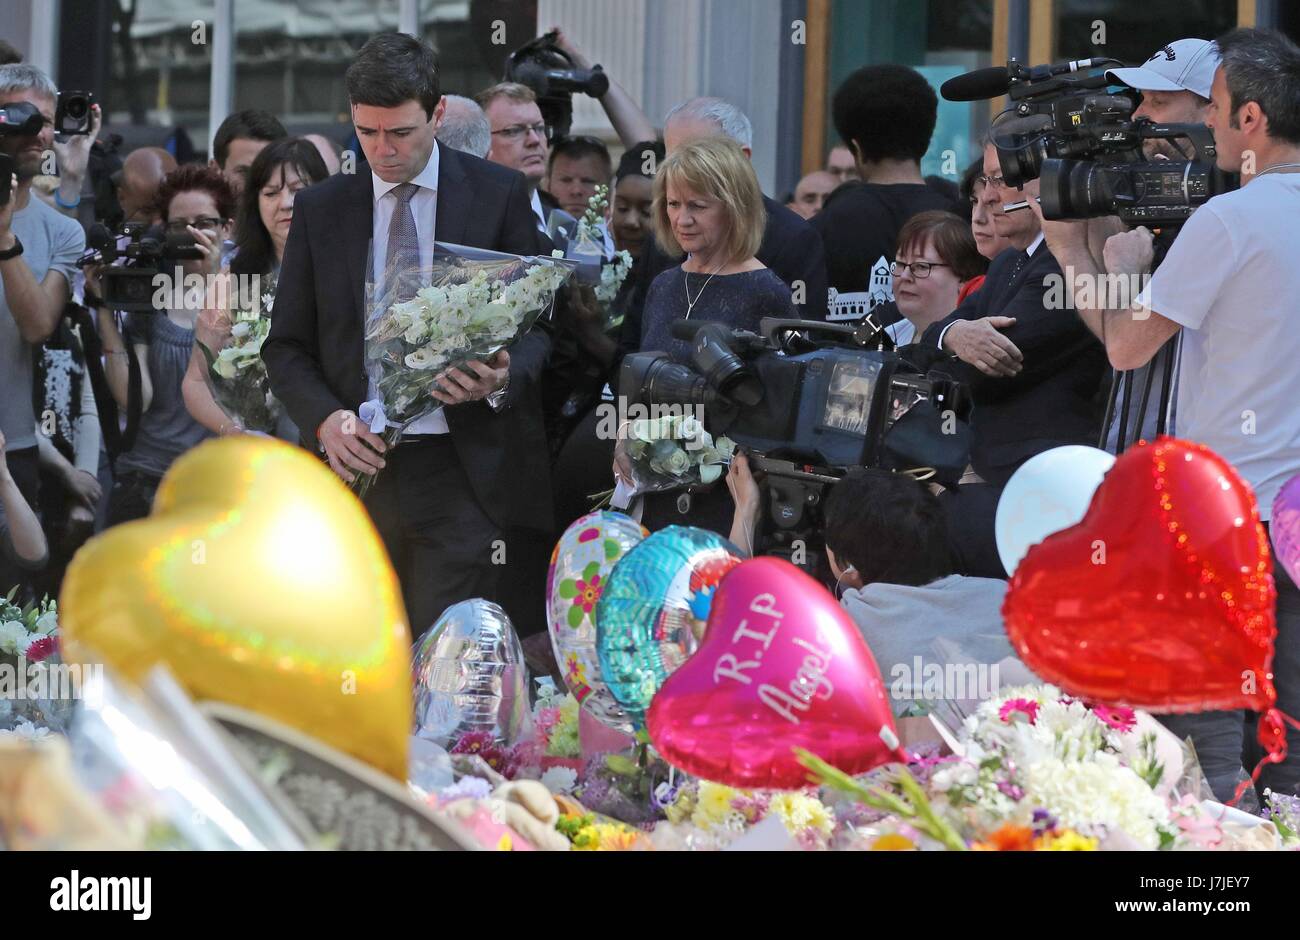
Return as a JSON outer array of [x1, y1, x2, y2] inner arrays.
[[616, 97, 828, 360], [905, 165, 1107, 576], [263, 33, 552, 636]]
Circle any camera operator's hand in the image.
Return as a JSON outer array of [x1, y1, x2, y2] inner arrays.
[[1103, 227, 1155, 278], [1039, 217, 1091, 259], [726, 450, 764, 557], [0, 173, 18, 244], [318, 409, 387, 485], [942, 317, 1023, 377], [52, 103, 102, 192], [188, 224, 224, 277], [550, 27, 593, 69], [612, 430, 635, 488]]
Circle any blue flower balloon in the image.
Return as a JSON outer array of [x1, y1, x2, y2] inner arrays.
[[595, 526, 741, 724]]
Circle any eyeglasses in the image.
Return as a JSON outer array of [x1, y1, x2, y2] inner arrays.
[[975, 174, 1008, 190], [491, 123, 552, 142], [890, 260, 950, 279], [165, 217, 223, 234]]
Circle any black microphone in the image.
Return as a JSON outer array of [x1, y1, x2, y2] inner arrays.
[[87, 222, 116, 253], [940, 67, 1011, 101]]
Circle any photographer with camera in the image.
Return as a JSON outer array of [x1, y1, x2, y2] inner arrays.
[[87, 165, 232, 525], [1041, 28, 1300, 799], [0, 65, 87, 525], [1040, 39, 1220, 451]]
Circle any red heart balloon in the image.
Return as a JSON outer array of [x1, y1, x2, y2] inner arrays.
[[1004, 437, 1277, 714], [646, 557, 905, 789]]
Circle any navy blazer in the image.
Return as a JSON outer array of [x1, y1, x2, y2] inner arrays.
[[262, 145, 556, 532], [911, 244, 1107, 486]]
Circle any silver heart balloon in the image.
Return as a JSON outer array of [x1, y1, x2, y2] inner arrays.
[[412, 599, 531, 749]]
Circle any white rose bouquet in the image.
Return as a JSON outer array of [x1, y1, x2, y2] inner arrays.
[[196, 273, 282, 434], [356, 242, 576, 496], [615, 413, 735, 501]]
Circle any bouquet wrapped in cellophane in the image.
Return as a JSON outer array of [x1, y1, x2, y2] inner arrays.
[[355, 242, 576, 496], [196, 272, 283, 434], [549, 185, 633, 332]]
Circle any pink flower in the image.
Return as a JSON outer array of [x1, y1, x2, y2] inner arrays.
[[24, 635, 58, 663], [1092, 705, 1137, 733], [575, 574, 603, 614], [998, 698, 1039, 724]]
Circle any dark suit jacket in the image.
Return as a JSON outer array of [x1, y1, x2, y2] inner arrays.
[[262, 144, 556, 533], [910, 244, 1107, 486], [618, 194, 829, 360]]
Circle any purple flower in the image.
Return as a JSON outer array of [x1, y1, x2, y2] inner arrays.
[[997, 780, 1024, 801]]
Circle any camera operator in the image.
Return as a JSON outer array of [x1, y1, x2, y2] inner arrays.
[[1054, 39, 1220, 451], [87, 165, 232, 526], [0, 64, 87, 526], [116, 147, 178, 226], [1042, 27, 1300, 799]]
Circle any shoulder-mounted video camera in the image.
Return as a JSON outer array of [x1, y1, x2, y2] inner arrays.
[[621, 320, 972, 563], [504, 30, 610, 141], [78, 221, 204, 312], [943, 57, 1234, 225]]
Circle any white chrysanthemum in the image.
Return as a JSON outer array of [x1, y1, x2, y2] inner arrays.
[[1022, 753, 1170, 849], [0, 620, 31, 655], [404, 348, 440, 370], [539, 766, 578, 794]]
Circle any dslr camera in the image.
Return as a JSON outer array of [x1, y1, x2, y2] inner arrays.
[[943, 58, 1233, 224], [54, 91, 96, 136], [621, 320, 972, 564], [78, 221, 203, 312], [504, 29, 609, 141]]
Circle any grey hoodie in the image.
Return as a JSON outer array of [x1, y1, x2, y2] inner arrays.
[[839, 575, 1036, 724]]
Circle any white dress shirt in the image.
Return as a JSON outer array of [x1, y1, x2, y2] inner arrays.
[[368, 143, 448, 435]]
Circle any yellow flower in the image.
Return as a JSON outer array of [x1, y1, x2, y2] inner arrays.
[[691, 781, 741, 829], [595, 824, 643, 851], [1035, 830, 1098, 851], [870, 834, 916, 851], [496, 833, 514, 851], [769, 792, 835, 836]]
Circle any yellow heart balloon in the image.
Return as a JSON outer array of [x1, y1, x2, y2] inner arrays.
[[61, 437, 411, 780]]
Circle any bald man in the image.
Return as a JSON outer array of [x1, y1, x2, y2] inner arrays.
[[304, 133, 342, 175], [117, 147, 177, 224], [789, 170, 839, 220]]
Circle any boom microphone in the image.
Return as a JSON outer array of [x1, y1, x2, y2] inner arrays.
[[940, 67, 1012, 102]]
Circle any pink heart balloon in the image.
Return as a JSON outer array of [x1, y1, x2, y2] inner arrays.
[[647, 557, 906, 789]]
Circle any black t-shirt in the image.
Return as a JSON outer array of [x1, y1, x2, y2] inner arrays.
[[812, 182, 956, 323]]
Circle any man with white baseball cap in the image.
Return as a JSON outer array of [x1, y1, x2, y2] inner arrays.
[[1106, 39, 1220, 159]]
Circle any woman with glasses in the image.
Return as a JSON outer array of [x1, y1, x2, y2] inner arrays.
[[88, 164, 235, 525], [961, 156, 1015, 269], [182, 138, 329, 440], [887, 210, 987, 347]]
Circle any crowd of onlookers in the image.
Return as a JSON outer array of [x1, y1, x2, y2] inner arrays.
[[3, 24, 1300, 801]]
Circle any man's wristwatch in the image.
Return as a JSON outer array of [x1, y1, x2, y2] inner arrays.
[[0, 235, 23, 261], [486, 373, 511, 411]]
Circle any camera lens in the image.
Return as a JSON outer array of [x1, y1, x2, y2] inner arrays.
[[66, 98, 88, 119], [1039, 158, 1125, 220]]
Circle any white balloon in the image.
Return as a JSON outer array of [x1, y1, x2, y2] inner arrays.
[[996, 445, 1116, 575]]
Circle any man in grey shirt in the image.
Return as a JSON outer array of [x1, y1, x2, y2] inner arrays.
[[0, 64, 86, 515]]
